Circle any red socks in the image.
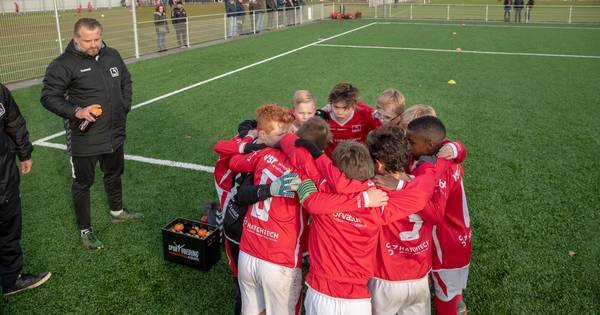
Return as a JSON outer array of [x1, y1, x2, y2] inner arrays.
[[434, 294, 462, 315]]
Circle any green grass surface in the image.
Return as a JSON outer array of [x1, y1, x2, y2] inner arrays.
[[1, 1, 600, 83], [1, 19, 600, 314]]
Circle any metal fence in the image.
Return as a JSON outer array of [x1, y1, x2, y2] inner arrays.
[[0, 1, 332, 83], [1, 1, 599, 84]]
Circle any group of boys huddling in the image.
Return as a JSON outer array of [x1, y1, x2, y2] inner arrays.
[[213, 82, 472, 315]]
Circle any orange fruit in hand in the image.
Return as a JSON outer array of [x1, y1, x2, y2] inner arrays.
[[91, 106, 103, 117]]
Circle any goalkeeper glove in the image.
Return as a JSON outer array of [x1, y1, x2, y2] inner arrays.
[[269, 172, 301, 198]]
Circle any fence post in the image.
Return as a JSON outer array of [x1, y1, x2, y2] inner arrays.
[[375, 2, 378, 18], [186, 16, 190, 47], [276, 7, 279, 29], [485, 5, 488, 23], [410, 4, 413, 20], [446, 4, 450, 20], [525, 6, 528, 23], [52, 0, 63, 53], [130, 0, 139, 58], [300, 6, 303, 24], [568, 6, 572, 24], [223, 13, 227, 39], [321, 3, 324, 20], [252, 10, 256, 34]]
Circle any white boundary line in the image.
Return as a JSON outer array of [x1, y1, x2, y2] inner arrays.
[[32, 22, 376, 146], [315, 43, 600, 59], [32, 22, 377, 173], [375, 21, 600, 30], [35, 141, 215, 172]]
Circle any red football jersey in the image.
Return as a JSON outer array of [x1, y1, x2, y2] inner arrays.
[[324, 102, 382, 157], [229, 148, 308, 269], [373, 161, 449, 281], [425, 160, 471, 270], [213, 135, 255, 210], [280, 133, 437, 298]]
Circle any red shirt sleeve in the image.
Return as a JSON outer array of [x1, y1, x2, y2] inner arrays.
[[279, 133, 323, 184], [228, 150, 260, 173], [314, 154, 374, 193], [302, 191, 367, 215], [358, 101, 382, 130], [381, 164, 436, 224], [214, 135, 254, 155], [441, 139, 468, 164]]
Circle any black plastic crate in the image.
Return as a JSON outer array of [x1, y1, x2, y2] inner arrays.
[[161, 218, 220, 271]]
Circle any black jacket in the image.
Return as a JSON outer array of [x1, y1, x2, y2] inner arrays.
[[41, 40, 132, 157], [0, 84, 32, 202], [171, 7, 187, 24]]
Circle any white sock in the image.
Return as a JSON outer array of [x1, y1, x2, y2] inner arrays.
[[110, 209, 123, 217]]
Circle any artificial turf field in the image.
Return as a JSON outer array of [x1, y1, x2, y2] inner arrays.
[[1, 19, 600, 314]]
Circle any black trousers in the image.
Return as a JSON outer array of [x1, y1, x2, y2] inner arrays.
[[71, 146, 124, 230], [0, 192, 23, 289]]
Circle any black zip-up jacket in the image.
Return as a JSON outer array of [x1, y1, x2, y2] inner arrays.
[[0, 83, 32, 202], [171, 7, 187, 24], [41, 40, 132, 157]]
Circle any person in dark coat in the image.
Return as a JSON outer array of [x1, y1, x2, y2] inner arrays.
[[513, 0, 524, 22], [266, 0, 277, 29], [526, 0, 534, 22], [41, 18, 142, 251], [504, 0, 512, 22], [171, 1, 188, 48], [0, 83, 51, 296]]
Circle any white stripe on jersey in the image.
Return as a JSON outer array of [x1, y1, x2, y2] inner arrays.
[[432, 225, 443, 265], [461, 179, 470, 228]]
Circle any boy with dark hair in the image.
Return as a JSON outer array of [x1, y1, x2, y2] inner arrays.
[[406, 116, 471, 315], [367, 124, 444, 315], [322, 82, 381, 157]]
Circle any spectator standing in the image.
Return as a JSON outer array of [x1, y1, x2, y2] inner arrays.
[[235, 0, 246, 35], [526, 0, 534, 22], [514, 0, 524, 22], [226, 0, 237, 38], [266, 0, 277, 29], [256, 0, 266, 32], [285, 0, 294, 26], [154, 4, 169, 52], [171, 1, 188, 48], [503, 0, 512, 22], [0, 83, 51, 296]]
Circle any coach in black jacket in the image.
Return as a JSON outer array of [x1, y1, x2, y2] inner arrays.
[[41, 18, 142, 251], [0, 84, 51, 296]]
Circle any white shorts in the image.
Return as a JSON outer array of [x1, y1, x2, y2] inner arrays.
[[368, 275, 430, 315], [304, 285, 372, 315], [238, 251, 302, 315], [431, 265, 469, 302]]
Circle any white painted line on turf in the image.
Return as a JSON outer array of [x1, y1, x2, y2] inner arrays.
[[375, 21, 600, 30], [32, 22, 377, 145], [315, 43, 600, 59], [34, 140, 215, 173], [32, 130, 67, 145]]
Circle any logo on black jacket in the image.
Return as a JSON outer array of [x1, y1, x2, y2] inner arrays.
[[109, 67, 119, 78], [0, 102, 5, 118]]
